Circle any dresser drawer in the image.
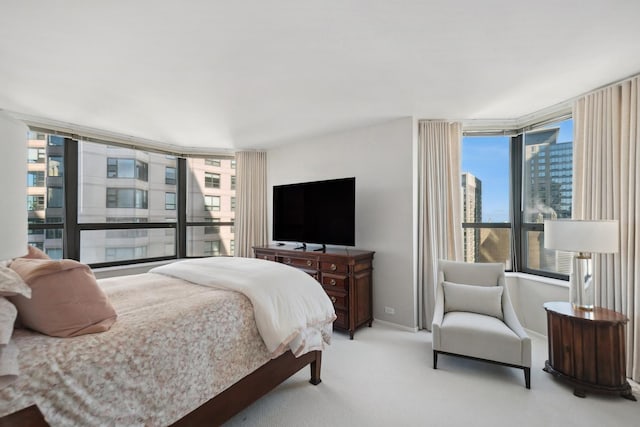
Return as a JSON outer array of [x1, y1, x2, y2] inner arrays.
[[257, 253, 276, 261], [326, 290, 347, 310], [280, 256, 318, 270], [320, 261, 348, 274], [321, 273, 348, 291]]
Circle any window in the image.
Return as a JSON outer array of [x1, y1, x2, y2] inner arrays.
[[105, 246, 148, 262], [25, 134, 233, 266], [204, 195, 220, 211], [521, 119, 574, 276], [107, 158, 148, 181], [165, 192, 176, 210], [205, 217, 220, 234], [47, 135, 64, 146], [28, 148, 45, 163], [461, 135, 511, 268], [461, 117, 573, 278], [27, 195, 45, 211], [45, 248, 63, 259], [231, 175, 236, 190], [231, 196, 236, 211], [231, 160, 236, 169], [48, 156, 64, 177], [27, 171, 45, 187], [106, 188, 148, 209], [165, 167, 176, 185], [204, 240, 220, 256], [205, 172, 220, 188]]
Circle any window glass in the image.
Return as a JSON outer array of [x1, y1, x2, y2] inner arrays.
[[204, 195, 220, 211], [523, 120, 573, 222], [27, 131, 66, 252], [165, 167, 176, 185], [165, 192, 176, 210], [48, 156, 64, 177], [461, 135, 511, 267], [522, 118, 574, 276], [80, 229, 175, 264], [205, 172, 220, 188], [27, 171, 45, 187], [79, 141, 176, 222]]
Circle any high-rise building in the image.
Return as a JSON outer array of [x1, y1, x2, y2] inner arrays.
[[523, 127, 573, 274], [462, 172, 482, 262], [26, 132, 235, 262]]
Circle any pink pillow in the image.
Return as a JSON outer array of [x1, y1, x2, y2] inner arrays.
[[23, 245, 50, 260], [8, 258, 117, 338]]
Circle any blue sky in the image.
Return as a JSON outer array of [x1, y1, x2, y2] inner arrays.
[[462, 119, 573, 223]]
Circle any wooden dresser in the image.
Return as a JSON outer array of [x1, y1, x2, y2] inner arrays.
[[543, 301, 635, 400], [253, 245, 374, 339]]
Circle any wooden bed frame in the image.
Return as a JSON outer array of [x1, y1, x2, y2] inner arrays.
[[0, 349, 322, 427]]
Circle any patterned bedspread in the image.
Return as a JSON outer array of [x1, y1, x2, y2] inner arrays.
[[0, 273, 272, 426]]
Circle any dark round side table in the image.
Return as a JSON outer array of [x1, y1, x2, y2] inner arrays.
[[543, 301, 636, 400]]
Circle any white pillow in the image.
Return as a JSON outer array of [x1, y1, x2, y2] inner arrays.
[[0, 266, 31, 298], [443, 281, 504, 320]]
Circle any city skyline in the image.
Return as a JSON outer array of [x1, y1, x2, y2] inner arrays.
[[461, 119, 573, 223]]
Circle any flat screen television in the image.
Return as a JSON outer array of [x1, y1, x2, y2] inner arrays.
[[273, 177, 355, 247]]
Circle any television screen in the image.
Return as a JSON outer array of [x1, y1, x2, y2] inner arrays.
[[273, 177, 355, 246]]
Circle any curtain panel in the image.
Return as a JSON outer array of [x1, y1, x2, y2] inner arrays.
[[234, 151, 268, 258], [417, 120, 464, 330], [573, 75, 640, 381]]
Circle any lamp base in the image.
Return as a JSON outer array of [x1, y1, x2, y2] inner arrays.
[[570, 254, 593, 310]]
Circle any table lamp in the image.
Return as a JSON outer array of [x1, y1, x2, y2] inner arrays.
[[544, 219, 619, 310], [0, 111, 28, 261]]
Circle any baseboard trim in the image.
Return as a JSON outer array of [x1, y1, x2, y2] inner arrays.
[[373, 319, 419, 333]]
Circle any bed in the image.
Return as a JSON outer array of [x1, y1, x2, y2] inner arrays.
[[0, 257, 335, 426]]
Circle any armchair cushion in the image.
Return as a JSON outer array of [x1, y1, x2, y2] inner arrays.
[[442, 281, 504, 320]]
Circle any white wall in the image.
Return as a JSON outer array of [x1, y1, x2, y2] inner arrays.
[[506, 273, 569, 336], [267, 117, 416, 329]]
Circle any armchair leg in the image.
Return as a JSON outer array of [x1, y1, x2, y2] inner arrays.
[[524, 367, 531, 389], [433, 350, 438, 369]]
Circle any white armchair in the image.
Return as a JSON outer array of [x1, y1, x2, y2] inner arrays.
[[432, 260, 531, 388]]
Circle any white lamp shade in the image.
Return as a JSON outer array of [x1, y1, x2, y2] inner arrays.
[[0, 112, 28, 260], [544, 219, 619, 254]]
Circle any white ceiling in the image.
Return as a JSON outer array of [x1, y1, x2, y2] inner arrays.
[[1, 1, 640, 151]]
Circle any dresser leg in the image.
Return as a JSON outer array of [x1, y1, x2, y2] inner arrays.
[[573, 388, 586, 398]]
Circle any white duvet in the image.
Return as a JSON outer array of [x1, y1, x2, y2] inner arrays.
[[150, 257, 336, 357]]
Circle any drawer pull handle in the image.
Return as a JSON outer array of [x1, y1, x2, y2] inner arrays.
[[284, 258, 291, 264], [330, 263, 337, 271], [330, 279, 336, 286], [330, 296, 337, 304], [307, 260, 313, 266]]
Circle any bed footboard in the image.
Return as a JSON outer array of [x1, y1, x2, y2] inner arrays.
[[0, 350, 322, 427], [173, 349, 322, 426]]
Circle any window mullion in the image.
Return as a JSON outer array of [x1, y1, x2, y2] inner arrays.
[[63, 138, 80, 260]]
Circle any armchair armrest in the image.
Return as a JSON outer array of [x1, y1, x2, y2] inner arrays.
[[501, 287, 531, 367], [431, 280, 445, 349]]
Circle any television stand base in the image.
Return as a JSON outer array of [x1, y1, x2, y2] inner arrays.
[[313, 244, 326, 252], [294, 243, 307, 250]]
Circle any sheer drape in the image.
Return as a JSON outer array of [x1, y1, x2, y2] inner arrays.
[[573, 75, 640, 381], [234, 151, 268, 258], [417, 120, 464, 330]]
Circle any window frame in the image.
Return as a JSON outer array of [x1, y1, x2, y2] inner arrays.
[[26, 136, 235, 268], [462, 117, 572, 281]]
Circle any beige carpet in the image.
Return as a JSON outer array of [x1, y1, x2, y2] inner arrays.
[[225, 322, 639, 426]]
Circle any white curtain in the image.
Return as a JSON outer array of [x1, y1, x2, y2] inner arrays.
[[234, 151, 268, 258], [573, 75, 640, 381], [417, 120, 464, 330]]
